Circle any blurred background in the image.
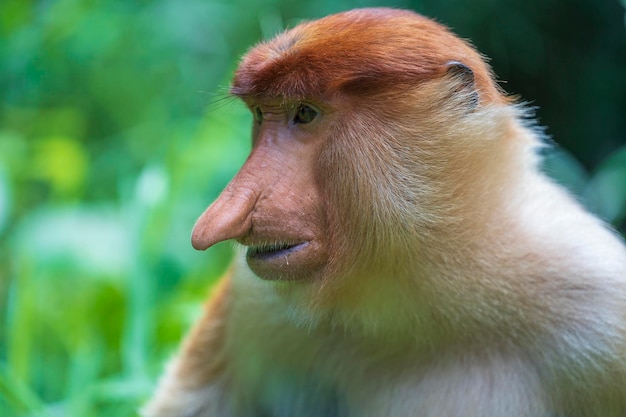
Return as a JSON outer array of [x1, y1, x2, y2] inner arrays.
[[1, 0, 625, 415]]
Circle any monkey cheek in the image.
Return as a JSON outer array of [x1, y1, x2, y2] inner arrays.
[[245, 241, 327, 281]]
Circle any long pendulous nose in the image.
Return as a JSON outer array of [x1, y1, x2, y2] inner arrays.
[[190, 182, 258, 251]]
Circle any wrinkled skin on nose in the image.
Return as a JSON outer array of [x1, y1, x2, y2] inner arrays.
[[190, 122, 329, 281], [191, 173, 259, 251]]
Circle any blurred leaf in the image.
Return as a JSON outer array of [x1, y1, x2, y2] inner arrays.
[[31, 136, 87, 198], [0, 167, 10, 234], [0, 0, 32, 36], [135, 164, 169, 209], [0, 130, 28, 177], [0, 362, 44, 415], [541, 145, 589, 196], [584, 146, 626, 225], [13, 206, 131, 278]]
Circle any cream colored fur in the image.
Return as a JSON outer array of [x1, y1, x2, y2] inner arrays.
[[143, 101, 626, 417]]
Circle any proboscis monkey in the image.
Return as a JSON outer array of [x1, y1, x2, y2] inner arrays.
[[143, 8, 626, 417]]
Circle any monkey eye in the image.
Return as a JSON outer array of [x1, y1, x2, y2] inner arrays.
[[253, 106, 263, 124], [293, 104, 318, 124]]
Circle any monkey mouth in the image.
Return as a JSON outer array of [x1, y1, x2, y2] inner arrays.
[[241, 237, 325, 281], [246, 241, 309, 260]]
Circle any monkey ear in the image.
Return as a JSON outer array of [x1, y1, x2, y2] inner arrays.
[[444, 61, 479, 110]]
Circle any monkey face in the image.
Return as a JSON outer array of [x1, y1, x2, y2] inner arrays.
[[191, 100, 331, 281], [190, 7, 507, 284]]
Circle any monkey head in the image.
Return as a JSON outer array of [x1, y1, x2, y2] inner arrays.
[[191, 8, 519, 294]]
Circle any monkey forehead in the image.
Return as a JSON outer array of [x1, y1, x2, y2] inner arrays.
[[231, 8, 499, 102]]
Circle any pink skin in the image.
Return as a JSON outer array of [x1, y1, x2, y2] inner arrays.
[[191, 102, 329, 281]]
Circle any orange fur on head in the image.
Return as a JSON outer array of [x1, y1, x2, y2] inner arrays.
[[232, 8, 506, 104]]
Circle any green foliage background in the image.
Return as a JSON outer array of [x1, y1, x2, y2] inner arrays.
[[0, 0, 625, 416]]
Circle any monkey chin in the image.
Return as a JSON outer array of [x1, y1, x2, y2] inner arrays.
[[243, 240, 327, 281]]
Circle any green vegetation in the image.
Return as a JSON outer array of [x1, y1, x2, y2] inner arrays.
[[1, 0, 624, 416]]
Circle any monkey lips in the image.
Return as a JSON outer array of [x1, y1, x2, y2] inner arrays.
[[246, 241, 307, 259], [241, 239, 326, 281]]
